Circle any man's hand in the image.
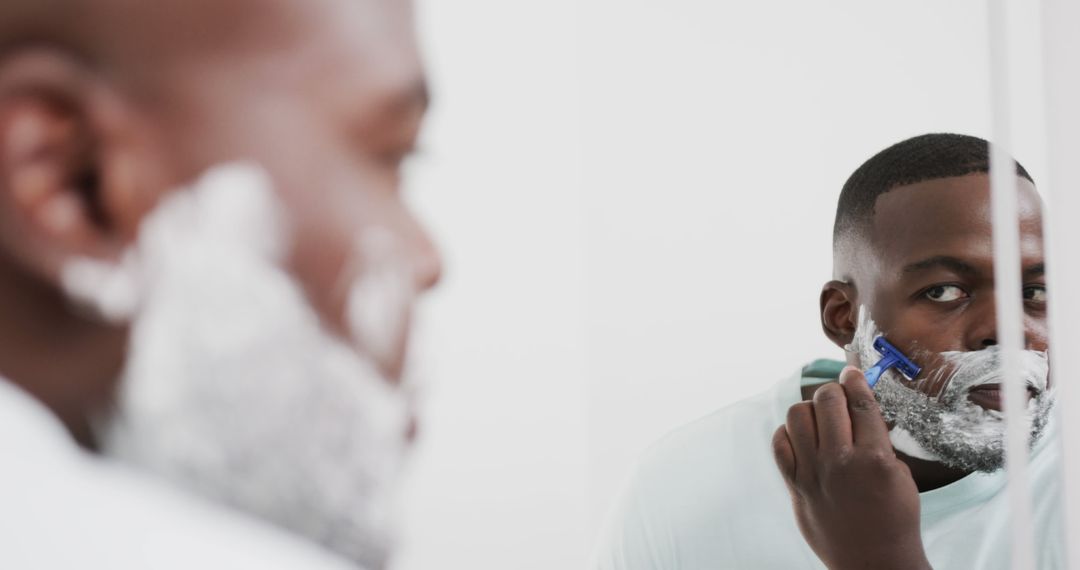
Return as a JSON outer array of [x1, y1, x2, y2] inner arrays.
[[771, 366, 931, 570]]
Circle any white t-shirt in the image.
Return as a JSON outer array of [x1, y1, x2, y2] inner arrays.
[[595, 360, 1065, 570], [0, 379, 356, 569]]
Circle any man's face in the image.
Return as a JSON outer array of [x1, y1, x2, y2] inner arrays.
[[858, 173, 1047, 407], [73, 1, 439, 565], [144, 0, 439, 380], [829, 172, 1053, 472]]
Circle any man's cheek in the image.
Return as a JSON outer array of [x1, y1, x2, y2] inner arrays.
[[1024, 319, 1050, 352], [907, 351, 953, 397], [869, 328, 951, 398]]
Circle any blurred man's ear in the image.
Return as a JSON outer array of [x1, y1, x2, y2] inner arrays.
[[820, 280, 857, 348], [0, 49, 154, 288]]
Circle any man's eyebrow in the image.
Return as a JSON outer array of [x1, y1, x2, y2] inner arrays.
[[901, 256, 980, 276], [1024, 263, 1045, 278]]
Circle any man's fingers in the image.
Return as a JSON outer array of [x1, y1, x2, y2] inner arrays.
[[771, 425, 797, 488], [839, 366, 891, 447], [785, 402, 818, 484], [811, 382, 852, 452]]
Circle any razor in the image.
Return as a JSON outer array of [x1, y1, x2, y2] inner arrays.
[[864, 336, 922, 388]]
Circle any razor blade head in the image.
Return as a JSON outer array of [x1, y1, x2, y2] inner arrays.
[[873, 336, 922, 380]]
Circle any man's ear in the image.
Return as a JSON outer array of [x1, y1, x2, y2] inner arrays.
[[0, 50, 153, 288], [820, 280, 858, 349]]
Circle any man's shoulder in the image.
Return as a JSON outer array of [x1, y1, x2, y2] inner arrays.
[[644, 390, 777, 471], [101, 460, 356, 568], [630, 360, 844, 500], [629, 363, 827, 500], [0, 379, 353, 570], [595, 363, 839, 569], [642, 362, 837, 474], [2, 453, 356, 569]]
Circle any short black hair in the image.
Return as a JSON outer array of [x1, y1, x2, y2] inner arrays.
[[833, 133, 1034, 245]]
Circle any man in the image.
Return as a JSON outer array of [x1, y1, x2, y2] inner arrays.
[[0, 1, 438, 568], [595, 134, 1062, 569]]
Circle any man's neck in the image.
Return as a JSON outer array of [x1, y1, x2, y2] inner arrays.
[[0, 261, 128, 450], [897, 452, 970, 491]]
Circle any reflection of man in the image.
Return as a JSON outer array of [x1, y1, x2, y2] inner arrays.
[[595, 134, 1062, 569], [0, 1, 437, 568]]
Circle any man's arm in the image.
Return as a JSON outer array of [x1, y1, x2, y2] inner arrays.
[[771, 366, 932, 570]]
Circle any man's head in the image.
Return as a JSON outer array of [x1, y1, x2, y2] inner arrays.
[[820, 133, 1051, 472], [0, 0, 438, 566]]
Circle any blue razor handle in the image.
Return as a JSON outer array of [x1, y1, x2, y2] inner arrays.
[[863, 336, 922, 388]]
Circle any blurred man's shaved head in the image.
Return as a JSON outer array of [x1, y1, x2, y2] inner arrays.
[[0, 0, 280, 81], [0, 0, 425, 220], [0, 0, 416, 107], [0, 0, 338, 57]]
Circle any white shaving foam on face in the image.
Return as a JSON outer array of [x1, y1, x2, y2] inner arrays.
[[888, 427, 940, 461], [844, 306, 941, 461], [62, 162, 415, 568], [929, 349, 1049, 397], [846, 305, 1055, 472], [342, 228, 415, 378], [60, 164, 287, 323]]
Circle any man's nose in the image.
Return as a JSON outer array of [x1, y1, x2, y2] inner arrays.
[[964, 297, 998, 350], [964, 297, 1041, 350]]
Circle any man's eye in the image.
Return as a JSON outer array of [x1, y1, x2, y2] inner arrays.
[[1024, 285, 1047, 303], [924, 285, 967, 302]]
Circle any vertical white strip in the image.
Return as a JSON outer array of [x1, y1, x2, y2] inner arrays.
[[1041, 2, 1080, 568], [987, 1, 1036, 569]]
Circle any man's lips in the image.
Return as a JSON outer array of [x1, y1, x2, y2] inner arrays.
[[966, 383, 1037, 411]]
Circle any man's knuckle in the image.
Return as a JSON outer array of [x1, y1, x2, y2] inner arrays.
[[787, 402, 812, 423], [771, 429, 790, 454], [850, 397, 879, 413], [789, 487, 810, 506], [862, 449, 895, 471], [813, 383, 843, 404], [833, 444, 856, 465]]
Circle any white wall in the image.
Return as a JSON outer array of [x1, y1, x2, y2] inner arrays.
[[400, 1, 1049, 568], [396, 2, 587, 569]]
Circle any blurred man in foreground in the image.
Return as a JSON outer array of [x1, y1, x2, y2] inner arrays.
[[0, 0, 438, 567]]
